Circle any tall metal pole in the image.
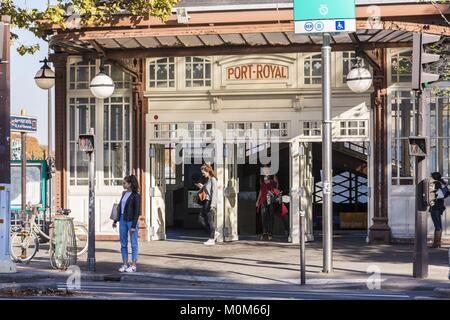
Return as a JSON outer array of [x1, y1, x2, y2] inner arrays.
[[413, 89, 429, 278], [300, 209, 306, 285], [21, 130, 27, 212], [322, 33, 333, 273], [47, 0, 53, 222], [87, 128, 96, 271], [0, 15, 16, 273]]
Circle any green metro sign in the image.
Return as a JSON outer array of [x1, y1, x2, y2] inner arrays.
[[294, 0, 356, 34]]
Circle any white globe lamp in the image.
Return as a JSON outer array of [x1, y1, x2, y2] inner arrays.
[[89, 66, 115, 99], [34, 58, 55, 90], [346, 58, 373, 93]]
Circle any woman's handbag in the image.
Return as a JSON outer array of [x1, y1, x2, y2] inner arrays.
[[195, 188, 207, 205], [110, 203, 119, 221]]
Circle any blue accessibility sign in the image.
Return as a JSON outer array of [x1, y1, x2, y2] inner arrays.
[[335, 20, 346, 31], [10, 115, 37, 133]]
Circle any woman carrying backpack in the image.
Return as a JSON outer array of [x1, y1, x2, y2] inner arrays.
[[429, 172, 447, 248]]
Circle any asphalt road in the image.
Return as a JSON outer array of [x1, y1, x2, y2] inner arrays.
[[0, 281, 442, 300]]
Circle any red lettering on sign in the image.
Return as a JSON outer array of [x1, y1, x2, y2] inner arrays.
[[227, 64, 288, 80], [228, 68, 235, 80]]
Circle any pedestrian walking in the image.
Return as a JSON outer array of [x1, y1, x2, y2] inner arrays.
[[112, 175, 141, 272], [256, 175, 278, 241], [429, 172, 449, 248], [196, 164, 220, 246]]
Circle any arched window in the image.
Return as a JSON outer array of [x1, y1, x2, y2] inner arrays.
[[185, 57, 212, 87], [304, 54, 322, 85]]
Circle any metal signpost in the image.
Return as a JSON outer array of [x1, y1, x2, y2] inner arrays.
[[294, 0, 356, 274], [79, 129, 96, 271]]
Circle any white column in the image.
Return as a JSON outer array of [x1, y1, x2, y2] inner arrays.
[[289, 140, 300, 244], [0, 185, 16, 273], [215, 121, 225, 242]]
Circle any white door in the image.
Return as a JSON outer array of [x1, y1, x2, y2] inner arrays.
[[223, 144, 239, 241], [149, 144, 166, 240]]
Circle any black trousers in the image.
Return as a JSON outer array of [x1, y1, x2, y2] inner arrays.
[[261, 203, 275, 236], [430, 208, 443, 231], [200, 200, 215, 239]]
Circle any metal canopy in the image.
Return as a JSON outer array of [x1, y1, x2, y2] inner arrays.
[[48, 3, 449, 57]]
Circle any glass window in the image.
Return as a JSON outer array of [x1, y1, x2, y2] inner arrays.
[[302, 121, 321, 137], [391, 90, 416, 185], [185, 57, 212, 87], [105, 64, 132, 89], [391, 50, 413, 83], [188, 122, 215, 139], [263, 122, 289, 138], [226, 122, 253, 139], [153, 123, 178, 140], [148, 58, 175, 88], [430, 95, 450, 178], [69, 60, 96, 90], [304, 54, 322, 85], [339, 120, 367, 137], [343, 52, 356, 83], [103, 96, 132, 186], [69, 97, 96, 186]]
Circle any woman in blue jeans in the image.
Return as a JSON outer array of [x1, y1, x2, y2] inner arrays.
[[112, 175, 141, 272]]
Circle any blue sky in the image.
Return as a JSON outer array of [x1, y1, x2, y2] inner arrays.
[[10, 1, 52, 147]]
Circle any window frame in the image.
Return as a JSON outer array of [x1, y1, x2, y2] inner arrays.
[[184, 56, 212, 89], [147, 57, 176, 90]]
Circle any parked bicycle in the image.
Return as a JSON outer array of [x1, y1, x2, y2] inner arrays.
[[10, 205, 88, 263]]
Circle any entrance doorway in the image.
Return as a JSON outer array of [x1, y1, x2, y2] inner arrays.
[[311, 142, 370, 236]]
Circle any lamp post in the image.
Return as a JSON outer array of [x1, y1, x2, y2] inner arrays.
[[84, 62, 114, 272], [34, 57, 55, 227]]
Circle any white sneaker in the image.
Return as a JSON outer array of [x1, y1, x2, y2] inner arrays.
[[125, 265, 137, 273], [203, 239, 215, 246], [118, 264, 128, 273], [214, 231, 220, 241]]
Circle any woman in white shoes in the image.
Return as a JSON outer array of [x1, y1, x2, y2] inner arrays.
[[196, 164, 219, 246], [112, 175, 141, 273]]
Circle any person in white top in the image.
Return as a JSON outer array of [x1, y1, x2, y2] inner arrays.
[[112, 175, 141, 272]]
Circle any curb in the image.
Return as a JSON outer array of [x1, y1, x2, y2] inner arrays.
[[433, 288, 450, 298]]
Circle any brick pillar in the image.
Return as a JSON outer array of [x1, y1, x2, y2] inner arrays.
[[50, 54, 68, 209], [369, 48, 391, 244], [131, 58, 148, 241]]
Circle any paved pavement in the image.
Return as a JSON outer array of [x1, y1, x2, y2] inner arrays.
[[1, 229, 449, 299]]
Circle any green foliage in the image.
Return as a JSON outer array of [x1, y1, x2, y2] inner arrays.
[[0, 0, 178, 55]]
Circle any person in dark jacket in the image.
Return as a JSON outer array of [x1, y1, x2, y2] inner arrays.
[[429, 172, 447, 248], [112, 175, 141, 272]]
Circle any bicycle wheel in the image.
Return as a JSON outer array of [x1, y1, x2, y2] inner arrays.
[[10, 231, 39, 263], [73, 223, 88, 256]]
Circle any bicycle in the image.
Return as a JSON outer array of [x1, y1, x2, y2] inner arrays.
[[10, 205, 89, 264]]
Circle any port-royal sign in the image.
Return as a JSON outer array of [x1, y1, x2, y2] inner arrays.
[[226, 64, 288, 81]]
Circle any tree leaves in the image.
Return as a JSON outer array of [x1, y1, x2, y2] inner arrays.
[[0, 0, 179, 54]]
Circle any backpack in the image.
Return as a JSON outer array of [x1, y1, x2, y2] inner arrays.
[[440, 184, 450, 199]]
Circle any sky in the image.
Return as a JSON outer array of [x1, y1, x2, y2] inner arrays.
[[10, 1, 52, 148]]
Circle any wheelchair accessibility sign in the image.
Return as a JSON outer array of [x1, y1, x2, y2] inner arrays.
[[293, 0, 356, 34]]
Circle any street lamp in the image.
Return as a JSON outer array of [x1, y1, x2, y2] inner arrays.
[[89, 64, 115, 99], [346, 57, 373, 93], [34, 58, 55, 90]]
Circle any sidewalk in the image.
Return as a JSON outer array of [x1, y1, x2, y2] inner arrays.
[[1, 231, 449, 295]]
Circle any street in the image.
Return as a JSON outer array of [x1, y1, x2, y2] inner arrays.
[[0, 281, 442, 300]]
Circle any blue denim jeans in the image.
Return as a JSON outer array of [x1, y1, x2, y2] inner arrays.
[[430, 208, 443, 231], [119, 216, 139, 263]]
